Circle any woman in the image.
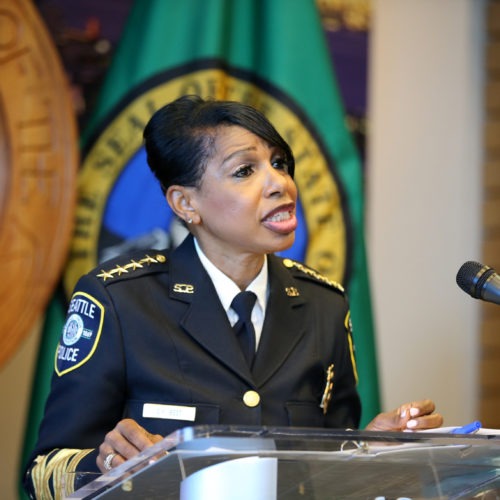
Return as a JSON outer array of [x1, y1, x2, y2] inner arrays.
[[24, 95, 442, 498]]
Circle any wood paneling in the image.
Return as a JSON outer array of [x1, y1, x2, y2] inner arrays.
[[480, 0, 500, 427]]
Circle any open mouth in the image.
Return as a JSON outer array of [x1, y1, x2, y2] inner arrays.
[[262, 204, 297, 234], [266, 210, 293, 222]]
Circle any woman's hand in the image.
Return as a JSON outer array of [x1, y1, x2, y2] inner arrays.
[[97, 418, 163, 473], [365, 399, 443, 432]]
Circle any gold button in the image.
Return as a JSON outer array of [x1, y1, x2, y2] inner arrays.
[[283, 258, 293, 268], [243, 390, 260, 407]]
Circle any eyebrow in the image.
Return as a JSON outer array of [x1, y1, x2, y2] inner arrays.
[[221, 146, 258, 165]]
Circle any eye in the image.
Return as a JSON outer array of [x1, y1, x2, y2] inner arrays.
[[233, 165, 254, 178], [272, 157, 290, 173]]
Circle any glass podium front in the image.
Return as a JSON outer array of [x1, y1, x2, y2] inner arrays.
[[68, 426, 500, 499]]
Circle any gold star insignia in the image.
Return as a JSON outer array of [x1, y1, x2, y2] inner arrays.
[[127, 260, 144, 271], [114, 265, 129, 276], [96, 253, 167, 281], [283, 259, 344, 293], [141, 255, 158, 265], [96, 269, 114, 281]]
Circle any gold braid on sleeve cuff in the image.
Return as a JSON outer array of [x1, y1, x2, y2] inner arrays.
[[31, 448, 94, 499]]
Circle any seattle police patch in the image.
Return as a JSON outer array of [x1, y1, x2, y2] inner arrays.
[[55, 292, 104, 376]]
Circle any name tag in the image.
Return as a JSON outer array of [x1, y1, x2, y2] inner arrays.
[[142, 403, 196, 422]]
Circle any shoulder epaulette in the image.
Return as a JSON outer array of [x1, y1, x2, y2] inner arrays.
[[282, 258, 345, 294], [95, 252, 167, 282]]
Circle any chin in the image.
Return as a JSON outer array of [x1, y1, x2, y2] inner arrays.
[[269, 233, 295, 253]]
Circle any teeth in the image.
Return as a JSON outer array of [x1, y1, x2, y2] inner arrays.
[[267, 211, 291, 222]]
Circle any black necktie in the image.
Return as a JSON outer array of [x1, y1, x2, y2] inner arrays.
[[231, 291, 257, 366]]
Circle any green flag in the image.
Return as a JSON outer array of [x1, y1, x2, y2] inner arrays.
[[22, 2, 379, 487]]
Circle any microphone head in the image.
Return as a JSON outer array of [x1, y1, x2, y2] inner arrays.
[[456, 261, 495, 299]]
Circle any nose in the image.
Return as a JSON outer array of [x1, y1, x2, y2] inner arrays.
[[263, 163, 290, 198]]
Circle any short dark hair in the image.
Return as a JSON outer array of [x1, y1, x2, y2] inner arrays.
[[143, 95, 295, 194]]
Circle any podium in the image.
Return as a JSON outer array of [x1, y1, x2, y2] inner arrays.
[[69, 425, 500, 499]]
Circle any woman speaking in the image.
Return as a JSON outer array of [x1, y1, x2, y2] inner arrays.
[[24, 95, 442, 498]]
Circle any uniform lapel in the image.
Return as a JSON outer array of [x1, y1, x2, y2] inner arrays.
[[168, 235, 253, 382], [252, 255, 307, 386]]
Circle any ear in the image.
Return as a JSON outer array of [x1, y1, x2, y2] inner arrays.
[[166, 185, 197, 224]]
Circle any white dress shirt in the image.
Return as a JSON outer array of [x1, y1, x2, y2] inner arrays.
[[194, 238, 268, 350]]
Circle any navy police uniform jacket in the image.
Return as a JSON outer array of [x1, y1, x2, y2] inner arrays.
[[24, 234, 361, 496]]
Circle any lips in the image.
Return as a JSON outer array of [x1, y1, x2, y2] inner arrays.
[[262, 204, 297, 234]]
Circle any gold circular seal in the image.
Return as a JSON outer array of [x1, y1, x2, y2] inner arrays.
[[0, 0, 78, 367]]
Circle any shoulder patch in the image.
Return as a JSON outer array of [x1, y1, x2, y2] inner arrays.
[[95, 253, 167, 283], [282, 258, 345, 294], [55, 291, 104, 376]]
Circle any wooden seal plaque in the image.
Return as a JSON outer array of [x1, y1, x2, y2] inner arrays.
[[0, 0, 78, 367]]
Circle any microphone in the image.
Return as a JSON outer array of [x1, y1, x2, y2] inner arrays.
[[456, 261, 500, 305]]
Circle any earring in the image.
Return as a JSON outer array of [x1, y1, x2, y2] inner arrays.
[[187, 217, 193, 224]]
